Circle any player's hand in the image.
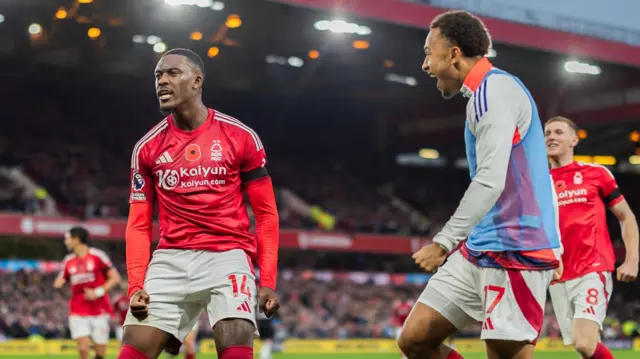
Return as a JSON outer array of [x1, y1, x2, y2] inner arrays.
[[553, 258, 564, 281], [616, 260, 638, 282], [258, 287, 280, 318], [53, 277, 65, 289], [129, 289, 150, 320], [84, 288, 97, 301], [412, 243, 447, 272]]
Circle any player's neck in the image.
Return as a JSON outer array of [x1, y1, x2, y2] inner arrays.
[[459, 57, 484, 86], [171, 101, 209, 132], [74, 245, 89, 258], [549, 154, 574, 169]]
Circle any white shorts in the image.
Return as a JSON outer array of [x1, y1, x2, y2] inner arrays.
[[549, 271, 613, 345], [115, 326, 124, 341], [124, 249, 258, 342], [418, 250, 553, 343], [68, 314, 111, 344]]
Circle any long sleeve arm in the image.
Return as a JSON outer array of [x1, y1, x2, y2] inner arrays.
[[125, 202, 153, 298], [246, 176, 279, 290]]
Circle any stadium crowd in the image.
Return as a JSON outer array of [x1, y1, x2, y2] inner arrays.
[[1, 265, 640, 342], [0, 86, 436, 235]]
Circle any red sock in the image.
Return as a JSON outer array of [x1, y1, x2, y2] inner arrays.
[[185, 353, 195, 359], [590, 343, 614, 359], [218, 345, 253, 359], [117, 344, 149, 359], [445, 349, 464, 359]]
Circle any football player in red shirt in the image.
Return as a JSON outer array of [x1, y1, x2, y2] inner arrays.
[[53, 226, 122, 359], [392, 292, 413, 359], [112, 281, 130, 342], [117, 48, 280, 359], [545, 116, 638, 359]]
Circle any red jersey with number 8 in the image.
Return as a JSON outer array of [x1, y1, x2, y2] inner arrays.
[[550, 161, 623, 282]]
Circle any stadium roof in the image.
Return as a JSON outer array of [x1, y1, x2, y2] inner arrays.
[[1, 0, 639, 157]]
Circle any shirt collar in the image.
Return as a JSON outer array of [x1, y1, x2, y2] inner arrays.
[[460, 58, 493, 98]]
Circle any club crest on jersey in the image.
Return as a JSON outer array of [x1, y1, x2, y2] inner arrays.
[[132, 170, 145, 191], [185, 144, 202, 162], [86, 260, 94, 271], [211, 140, 223, 162], [573, 172, 583, 185]]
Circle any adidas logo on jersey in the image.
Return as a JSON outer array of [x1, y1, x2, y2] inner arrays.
[[155, 152, 173, 164], [236, 301, 251, 313]]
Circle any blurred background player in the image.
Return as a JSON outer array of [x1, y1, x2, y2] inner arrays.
[[401, 10, 562, 359], [257, 312, 276, 359], [53, 226, 122, 359], [545, 116, 639, 359], [166, 321, 200, 359], [392, 291, 413, 359], [118, 48, 280, 359], [112, 281, 130, 342]]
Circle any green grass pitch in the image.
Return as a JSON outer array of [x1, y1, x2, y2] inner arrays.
[[4, 352, 637, 359]]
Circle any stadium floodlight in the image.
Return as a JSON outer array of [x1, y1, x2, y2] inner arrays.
[[419, 148, 440, 160], [265, 55, 287, 65], [146, 35, 162, 45], [564, 61, 601, 75], [28, 23, 42, 35], [211, 1, 224, 11], [385, 73, 418, 87], [0, 13, 4, 24], [153, 42, 167, 53], [132, 35, 146, 44], [314, 20, 372, 35], [288, 57, 304, 67], [165, 0, 213, 6]]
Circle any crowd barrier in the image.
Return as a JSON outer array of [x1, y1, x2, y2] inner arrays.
[[0, 338, 639, 355]]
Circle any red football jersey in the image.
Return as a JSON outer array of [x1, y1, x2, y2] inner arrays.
[[129, 109, 266, 260], [550, 161, 623, 282], [59, 248, 114, 316], [392, 300, 414, 326], [112, 294, 129, 325]]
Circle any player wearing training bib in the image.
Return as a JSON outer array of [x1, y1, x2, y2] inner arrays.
[[545, 116, 638, 359], [398, 11, 562, 359]]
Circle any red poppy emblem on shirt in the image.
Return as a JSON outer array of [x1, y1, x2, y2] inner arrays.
[[555, 180, 566, 192], [185, 144, 201, 161]]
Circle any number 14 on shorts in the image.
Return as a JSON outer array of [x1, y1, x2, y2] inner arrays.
[[229, 274, 251, 297]]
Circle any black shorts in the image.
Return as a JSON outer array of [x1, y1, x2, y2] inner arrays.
[[258, 319, 275, 340]]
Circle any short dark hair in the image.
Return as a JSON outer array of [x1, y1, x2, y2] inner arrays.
[[163, 48, 205, 79], [546, 116, 578, 133], [68, 226, 89, 244], [430, 10, 491, 58]]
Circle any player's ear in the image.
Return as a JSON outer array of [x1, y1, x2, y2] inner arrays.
[[449, 46, 462, 65], [193, 74, 203, 90], [571, 134, 579, 147]]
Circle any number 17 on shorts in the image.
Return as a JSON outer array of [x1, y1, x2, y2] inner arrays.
[[479, 268, 552, 342]]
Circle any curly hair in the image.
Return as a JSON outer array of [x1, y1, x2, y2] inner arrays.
[[430, 10, 491, 58]]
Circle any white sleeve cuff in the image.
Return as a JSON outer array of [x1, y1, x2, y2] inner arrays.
[[433, 235, 456, 254]]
